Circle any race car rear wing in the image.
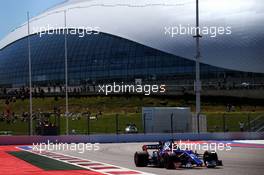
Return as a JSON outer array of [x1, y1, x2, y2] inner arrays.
[[142, 144, 160, 151]]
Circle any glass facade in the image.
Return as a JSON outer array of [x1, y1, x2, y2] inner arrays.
[[0, 30, 262, 87]]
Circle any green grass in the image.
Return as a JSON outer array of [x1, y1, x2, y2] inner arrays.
[[206, 112, 263, 132], [1, 112, 263, 135], [1, 96, 263, 113], [65, 113, 142, 134], [0, 97, 263, 135], [8, 151, 86, 170]]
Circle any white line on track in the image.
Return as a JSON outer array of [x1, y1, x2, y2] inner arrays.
[[17, 146, 156, 175], [234, 140, 264, 145]]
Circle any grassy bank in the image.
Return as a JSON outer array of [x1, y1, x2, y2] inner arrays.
[[0, 96, 263, 135]]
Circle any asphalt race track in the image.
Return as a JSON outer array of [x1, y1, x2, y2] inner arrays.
[[52, 142, 264, 175]]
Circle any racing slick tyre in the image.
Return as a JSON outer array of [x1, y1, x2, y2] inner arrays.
[[134, 152, 149, 167], [157, 156, 164, 168], [203, 151, 219, 168], [164, 154, 180, 169]]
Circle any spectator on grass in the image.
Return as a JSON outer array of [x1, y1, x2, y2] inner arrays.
[[231, 105, 235, 112], [4, 100, 11, 123], [239, 121, 244, 132], [21, 112, 29, 122], [0, 112, 5, 121], [226, 104, 231, 112]]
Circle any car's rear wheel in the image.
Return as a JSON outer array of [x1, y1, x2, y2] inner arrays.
[[164, 154, 179, 169], [157, 156, 164, 168], [134, 152, 149, 167]]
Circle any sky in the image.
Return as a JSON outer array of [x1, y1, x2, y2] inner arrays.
[[0, 0, 65, 39]]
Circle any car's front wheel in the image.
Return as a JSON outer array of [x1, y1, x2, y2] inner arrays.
[[203, 151, 219, 168]]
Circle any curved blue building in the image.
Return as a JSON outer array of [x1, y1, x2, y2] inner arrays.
[[0, 0, 263, 88]]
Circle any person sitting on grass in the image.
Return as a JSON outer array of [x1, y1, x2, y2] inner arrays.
[[239, 121, 245, 132], [4, 100, 12, 124]]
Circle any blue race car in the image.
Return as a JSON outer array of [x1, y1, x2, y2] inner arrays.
[[134, 141, 223, 169]]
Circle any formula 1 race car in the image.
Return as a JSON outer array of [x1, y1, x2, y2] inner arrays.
[[134, 141, 223, 169]]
